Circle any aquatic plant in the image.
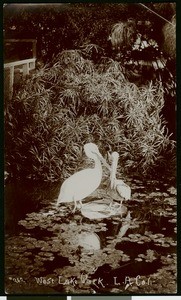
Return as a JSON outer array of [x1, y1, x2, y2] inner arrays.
[[5, 49, 175, 182], [5, 178, 177, 294]]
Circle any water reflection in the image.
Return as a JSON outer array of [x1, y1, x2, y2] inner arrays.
[[5, 179, 177, 294]]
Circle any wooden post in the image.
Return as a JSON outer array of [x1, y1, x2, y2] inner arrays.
[[4, 58, 36, 99], [22, 63, 29, 76], [29, 60, 35, 70]]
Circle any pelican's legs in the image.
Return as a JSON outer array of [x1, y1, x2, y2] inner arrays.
[[119, 199, 122, 217], [72, 198, 77, 213], [120, 199, 123, 208], [72, 199, 83, 213], [79, 200, 83, 208]]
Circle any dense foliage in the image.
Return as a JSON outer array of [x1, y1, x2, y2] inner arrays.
[[4, 3, 176, 182], [4, 3, 175, 62], [5, 49, 175, 182]]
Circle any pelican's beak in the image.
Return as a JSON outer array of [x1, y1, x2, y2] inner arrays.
[[110, 153, 119, 189], [93, 151, 111, 171]]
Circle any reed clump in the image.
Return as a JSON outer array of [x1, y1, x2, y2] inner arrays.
[[5, 49, 175, 182]]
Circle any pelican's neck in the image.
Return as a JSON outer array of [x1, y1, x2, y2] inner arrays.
[[110, 155, 119, 189], [94, 156, 102, 174]]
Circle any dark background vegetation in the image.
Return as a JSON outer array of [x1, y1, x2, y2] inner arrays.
[[3, 3, 175, 62], [4, 2, 176, 183]]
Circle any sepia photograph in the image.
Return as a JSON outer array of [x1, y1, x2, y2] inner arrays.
[[4, 2, 177, 295]]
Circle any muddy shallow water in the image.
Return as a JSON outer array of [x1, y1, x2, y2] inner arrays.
[[5, 177, 177, 294]]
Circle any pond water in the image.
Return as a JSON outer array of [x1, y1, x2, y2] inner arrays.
[[5, 177, 177, 294]]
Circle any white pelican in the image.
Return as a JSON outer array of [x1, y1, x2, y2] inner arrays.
[[56, 143, 111, 212], [109, 151, 131, 207]]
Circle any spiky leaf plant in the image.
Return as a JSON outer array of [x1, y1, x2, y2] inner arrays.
[[108, 20, 136, 52], [5, 48, 175, 182]]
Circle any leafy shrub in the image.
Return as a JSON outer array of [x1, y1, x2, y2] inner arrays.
[[108, 19, 137, 52], [5, 49, 175, 182]]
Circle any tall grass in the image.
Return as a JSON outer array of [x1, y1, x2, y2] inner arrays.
[[5, 49, 175, 182]]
